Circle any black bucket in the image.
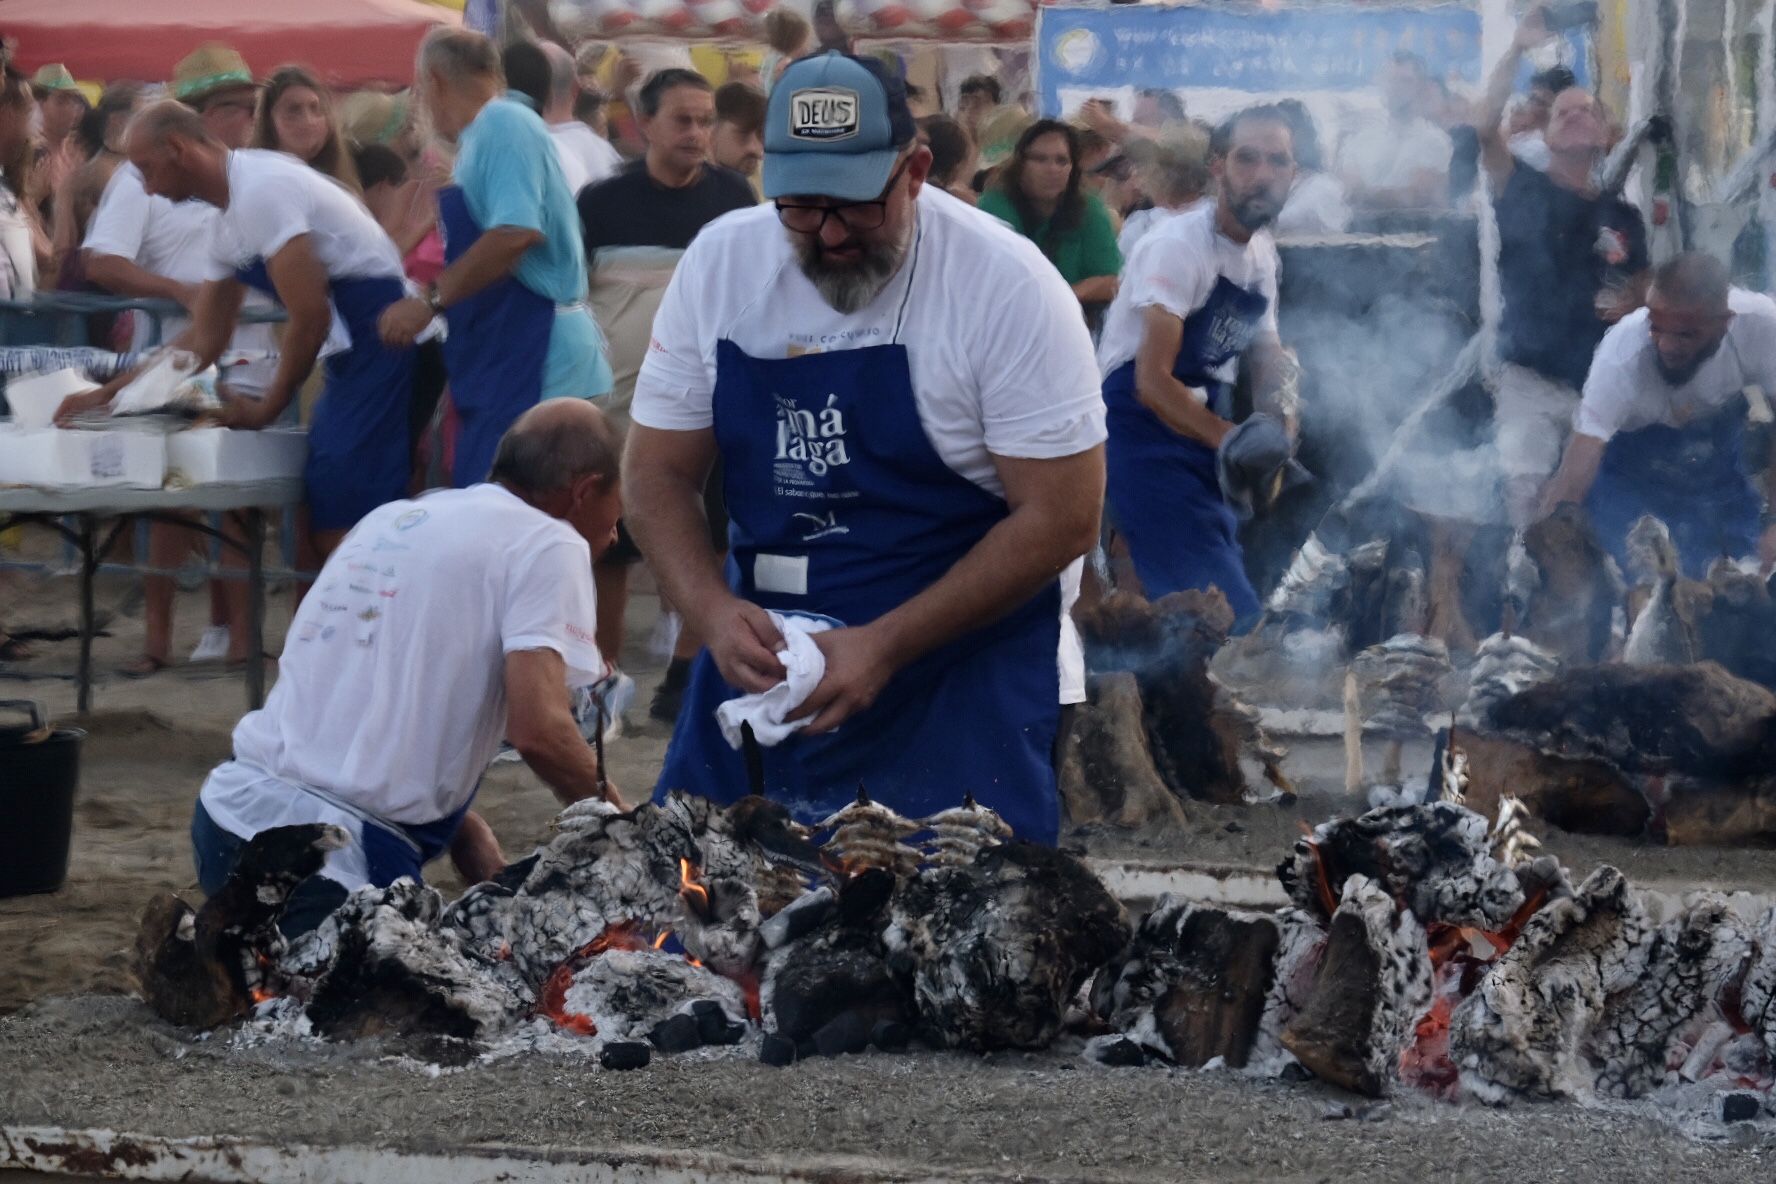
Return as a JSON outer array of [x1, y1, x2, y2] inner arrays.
[[0, 701, 82, 897]]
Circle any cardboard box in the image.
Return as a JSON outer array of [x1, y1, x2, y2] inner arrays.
[[164, 427, 307, 486], [4, 368, 97, 431], [0, 426, 166, 489]]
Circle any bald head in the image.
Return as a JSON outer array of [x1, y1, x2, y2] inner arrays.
[[127, 100, 215, 153], [543, 42, 579, 113], [1651, 252, 1731, 316], [490, 399, 622, 495], [1647, 252, 1734, 384], [126, 100, 224, 203]]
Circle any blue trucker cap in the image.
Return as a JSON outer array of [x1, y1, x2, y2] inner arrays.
[[763, 52, 917, 202]]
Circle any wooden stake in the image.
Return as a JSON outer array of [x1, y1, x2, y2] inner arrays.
[[1343, 668, 1364, 795]]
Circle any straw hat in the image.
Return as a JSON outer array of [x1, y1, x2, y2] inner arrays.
[[30, 64, 88, 106], [171, 43, 257, 105], [974, 104, 1032, 168], [339, 90, 410, 148]]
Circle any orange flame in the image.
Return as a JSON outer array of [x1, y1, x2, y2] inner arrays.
[[679, 857, 711, 915], [536, 921, 656, 1036], [652, 929, 671, 950]]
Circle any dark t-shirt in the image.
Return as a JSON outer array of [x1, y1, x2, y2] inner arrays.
[[576, 160, 757, 254], [1494, 162, 1649, 390]]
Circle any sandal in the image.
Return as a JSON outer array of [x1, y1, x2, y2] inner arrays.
[[118, 654, 171, 679]]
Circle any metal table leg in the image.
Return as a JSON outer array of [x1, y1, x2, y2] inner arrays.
[[245, 508, 267, 710], [76, 514, 96, 715]]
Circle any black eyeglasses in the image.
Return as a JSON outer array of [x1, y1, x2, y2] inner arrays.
[[775, 157, 911, 235]]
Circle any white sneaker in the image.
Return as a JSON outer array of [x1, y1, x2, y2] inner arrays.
[[648, 611, 683, 663], [188, 625, 230, 664]]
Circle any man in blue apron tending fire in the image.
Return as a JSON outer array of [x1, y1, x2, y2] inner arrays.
[[380, 27, 612, 487], [54, 101, 418, 558], [1538, 252, 1776, 576], [625, 53, 1106, 844], [1094, 105, 1305, 627]]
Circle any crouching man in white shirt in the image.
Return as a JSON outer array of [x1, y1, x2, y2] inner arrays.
[[191, 400, 626, 936]]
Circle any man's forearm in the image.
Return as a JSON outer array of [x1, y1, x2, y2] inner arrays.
[[517, 718, 606, 807], [626, 467, 731, 629], [437, 228, 538, 309], [258, 309, 331, 419], [870, 503, 1092, 671], [85, 254, 190, 304], [1137, 372, 1231, 446], [1480, 42, 1527, 140]]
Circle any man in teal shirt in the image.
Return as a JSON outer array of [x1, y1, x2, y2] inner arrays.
[[381, 29, 613, 486]]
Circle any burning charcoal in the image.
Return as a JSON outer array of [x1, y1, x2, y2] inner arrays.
[[883, 842, 1130, 1051], [1087, 1035, 1149, 1067], [1585, 896, 1753, 1099], [545, 944, 749, 1045], [1090, 897, 1281, 1068], [1278, 803, 1523, 931], [1727, 908, 1776, 1067], [1458, 632, 1559, 728], [1515, 503, 1621, 666], [694, 999, 746, 1045], [921, 794, 1013, 867], [299, 881, 527, 1044], [1722, 1091, 1763, 1123], [135, 823, 348, 1030], [811, 1010, 873, 1057], [600, 1041, 652, 1071], [759, 886, 835, 950], [1280, 875, 1432, 1097], [759, 1032, 798, 1066], [1449, 866, 1654, 1104], [439, 879, 517, 956], [838, 866, 896, 926], [1056, 672, 1190, 831], [820, 787, 921, 877], [761, 922, 908, 1042], [1247, 909, 1328, 1077], [870, 1019, 910, 1052], [649, 1013, 705, 1054]]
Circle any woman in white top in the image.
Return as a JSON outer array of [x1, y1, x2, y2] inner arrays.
[[0, 68, 44, 300], [1273, 98, 1351, 237]]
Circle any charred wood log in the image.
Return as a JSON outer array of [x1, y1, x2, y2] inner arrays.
[[885, 842, 1130, 1051], [1515, 504, 1620, 667], [1057, 672, 1189, 830], [1280, 875, 1433, 1096], [134, 823, 347, 1030], [1455, 729, 1651, 837], [1662, 776, 1776, 847]]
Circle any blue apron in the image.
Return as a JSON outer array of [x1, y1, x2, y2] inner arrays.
[[359, 797, 477, 886], [437, 185, 555, 487], [652, 325, 1063, 844], [1103, 274, 1270, 622], [1586, 398, 1761, 578], [237, 261, 415, 532]]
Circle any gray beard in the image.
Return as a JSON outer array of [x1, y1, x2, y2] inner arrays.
[[792, 221, 913, 315]]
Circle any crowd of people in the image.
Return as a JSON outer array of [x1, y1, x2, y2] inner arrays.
[[2, 5, 1771, 903]]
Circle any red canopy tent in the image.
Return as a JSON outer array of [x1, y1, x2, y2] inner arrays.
[[1, 0, 458, 89]]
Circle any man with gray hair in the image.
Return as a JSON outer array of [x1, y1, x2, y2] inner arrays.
[[1538, 252, 1776, 575], [541, 41, 622, 193], [190, 399, 626, 937], [379, 27, 611, 490], [56, 100, 416, 558]]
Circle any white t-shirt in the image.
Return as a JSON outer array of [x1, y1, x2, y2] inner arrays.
[[1097, 202, 1281, 382], [1117, 201, 1206, 262], [1275, 170, 1353, 237], [1575, 288, 1776, 442], [633, 186, 1104, 703], [221, 484, 604, 827], [0, 182, 35, 299], [84, 164, 278, 383], [550, 121, 622, 193], [1338, 116, 1453, 193], [203, 149, 404, 283]]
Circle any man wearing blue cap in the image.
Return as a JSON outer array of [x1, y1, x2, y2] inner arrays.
[[625, 52, 1106, 844]]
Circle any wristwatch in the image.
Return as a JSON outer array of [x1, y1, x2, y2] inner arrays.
[[424, 282, 444, 313]]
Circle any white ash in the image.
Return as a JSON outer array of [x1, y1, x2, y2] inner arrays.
[[1246, 908, 1328, 1077], [1459, 632, 1560, 727], [884, 843, 1130, 1051], [820, 790, 922, 876], [1278, 802, 1524, 931], [663, 792, 765, 977], [1734, 907, 1776, 1066], [1586, 896, 1754, 1099], [921, 796, 1012, 867], [1450, 865, 1655, 1104], [556, 947, 748, 1043], [1353, 633, 1451, 738]]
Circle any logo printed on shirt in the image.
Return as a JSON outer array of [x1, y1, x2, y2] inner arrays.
[[789, 88, 860, 141], [394, 508, 429, 531]]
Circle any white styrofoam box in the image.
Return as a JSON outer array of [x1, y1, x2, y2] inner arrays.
[[4, 368, 97, 430], [164, 427, 307, 486], [0, 426, 166, 489]]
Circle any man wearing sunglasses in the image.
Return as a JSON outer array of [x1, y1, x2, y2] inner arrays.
[[625, 52, 1105, 844]]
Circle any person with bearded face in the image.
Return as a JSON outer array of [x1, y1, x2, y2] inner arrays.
[[625, 53, 1105, 844], [1094, 105, 1300, 625], [1481, 10, 1649, 528], [1538, 253, 1776, 576]]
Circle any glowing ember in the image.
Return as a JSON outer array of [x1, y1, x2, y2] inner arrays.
[[536, 921, 655, 1036], [679, 858, 711, 917]]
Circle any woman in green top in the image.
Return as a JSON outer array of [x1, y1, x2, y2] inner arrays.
[[978, 119, 1122, 309]]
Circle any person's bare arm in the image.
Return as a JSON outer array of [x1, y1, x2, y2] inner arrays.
[[504, 648, 624, 809], [1479, 9, 1552, 188], [1072, 275, 1119, 304], [624, 423, 787, 692], [1536, 432, 1607, 517], [51, 280, 241, 424], [379, 226, 541, 346], [84, 253, 202, 309], [448, 810, 507, 884], [1134, 305, 1234, 447], [791, 446, 1105, 734], [217, 236, 331, 429]]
